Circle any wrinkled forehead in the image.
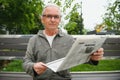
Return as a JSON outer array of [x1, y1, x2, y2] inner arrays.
[[42, 5, 61, 16]]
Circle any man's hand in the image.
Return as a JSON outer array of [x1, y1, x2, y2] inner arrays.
[[90, 48, 104, 61], [33, 62, 47, 75]]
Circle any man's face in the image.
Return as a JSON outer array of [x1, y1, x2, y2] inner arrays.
[[41, 6, 61, 30]]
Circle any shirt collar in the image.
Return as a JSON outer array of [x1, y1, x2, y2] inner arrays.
[[37, 29, 65, 37]]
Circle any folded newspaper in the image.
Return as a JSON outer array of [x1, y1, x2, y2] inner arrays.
[[46, 37, 106, 72]]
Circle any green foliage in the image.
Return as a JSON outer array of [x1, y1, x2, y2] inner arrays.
[[0, 0, 85, 34], [2, 60, 24, 72], [64, 2, 84, 35], [0, 0, 44, 34], [103, 0, 120, 34], [65, 12, 84, 35], [65, 22, 78, 34]]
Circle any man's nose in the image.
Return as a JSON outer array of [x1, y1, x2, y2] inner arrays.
[[51, 17, 55, 21]]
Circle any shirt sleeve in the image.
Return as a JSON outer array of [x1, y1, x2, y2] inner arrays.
[[86, 59, 99, 65], [23, 36, 36, 77]]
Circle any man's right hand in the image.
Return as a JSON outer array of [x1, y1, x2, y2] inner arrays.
[[33, 62, 47, 75]]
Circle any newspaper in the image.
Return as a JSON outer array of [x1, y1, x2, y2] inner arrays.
[[46, 37, 106, 72]]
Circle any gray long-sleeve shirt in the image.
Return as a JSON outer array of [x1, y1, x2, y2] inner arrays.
[[23, 30, 74, 80]]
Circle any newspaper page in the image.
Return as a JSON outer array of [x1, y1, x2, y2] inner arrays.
[[46, 37, 106, 72]]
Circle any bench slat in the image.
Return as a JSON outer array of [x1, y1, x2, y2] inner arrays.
[[104, 51, 120, 56], [0, 38, 29, 44], [104, 38, 120, 44], [0, 51, 25, 56], [102, 44, 120, 50], [0, 44, 27, 50]]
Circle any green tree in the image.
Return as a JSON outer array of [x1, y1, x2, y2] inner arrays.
[[64, 3, 84, 35], [103, 0, 120, 34], [0, 0, 84, 34], [0, 0, 44, 34], [65, 12, 84, 35]]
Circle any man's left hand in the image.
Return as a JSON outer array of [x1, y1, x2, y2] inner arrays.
[[90, 48, 104, 61]]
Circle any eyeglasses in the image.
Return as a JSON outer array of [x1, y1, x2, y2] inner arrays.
[[42, 14, 61, 19]]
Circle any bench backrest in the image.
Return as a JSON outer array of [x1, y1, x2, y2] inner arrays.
[[102, 38, 120, 56], [0, 35, 120, 60], [0, 35, 32, 59]]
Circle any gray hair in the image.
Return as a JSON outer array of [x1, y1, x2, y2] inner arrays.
[[41, 3, 62, 16]]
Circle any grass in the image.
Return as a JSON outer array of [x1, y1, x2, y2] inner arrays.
[[1, 59, 120, 72], [70, 59, 120, 71], [1, 60, 24, 72]]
